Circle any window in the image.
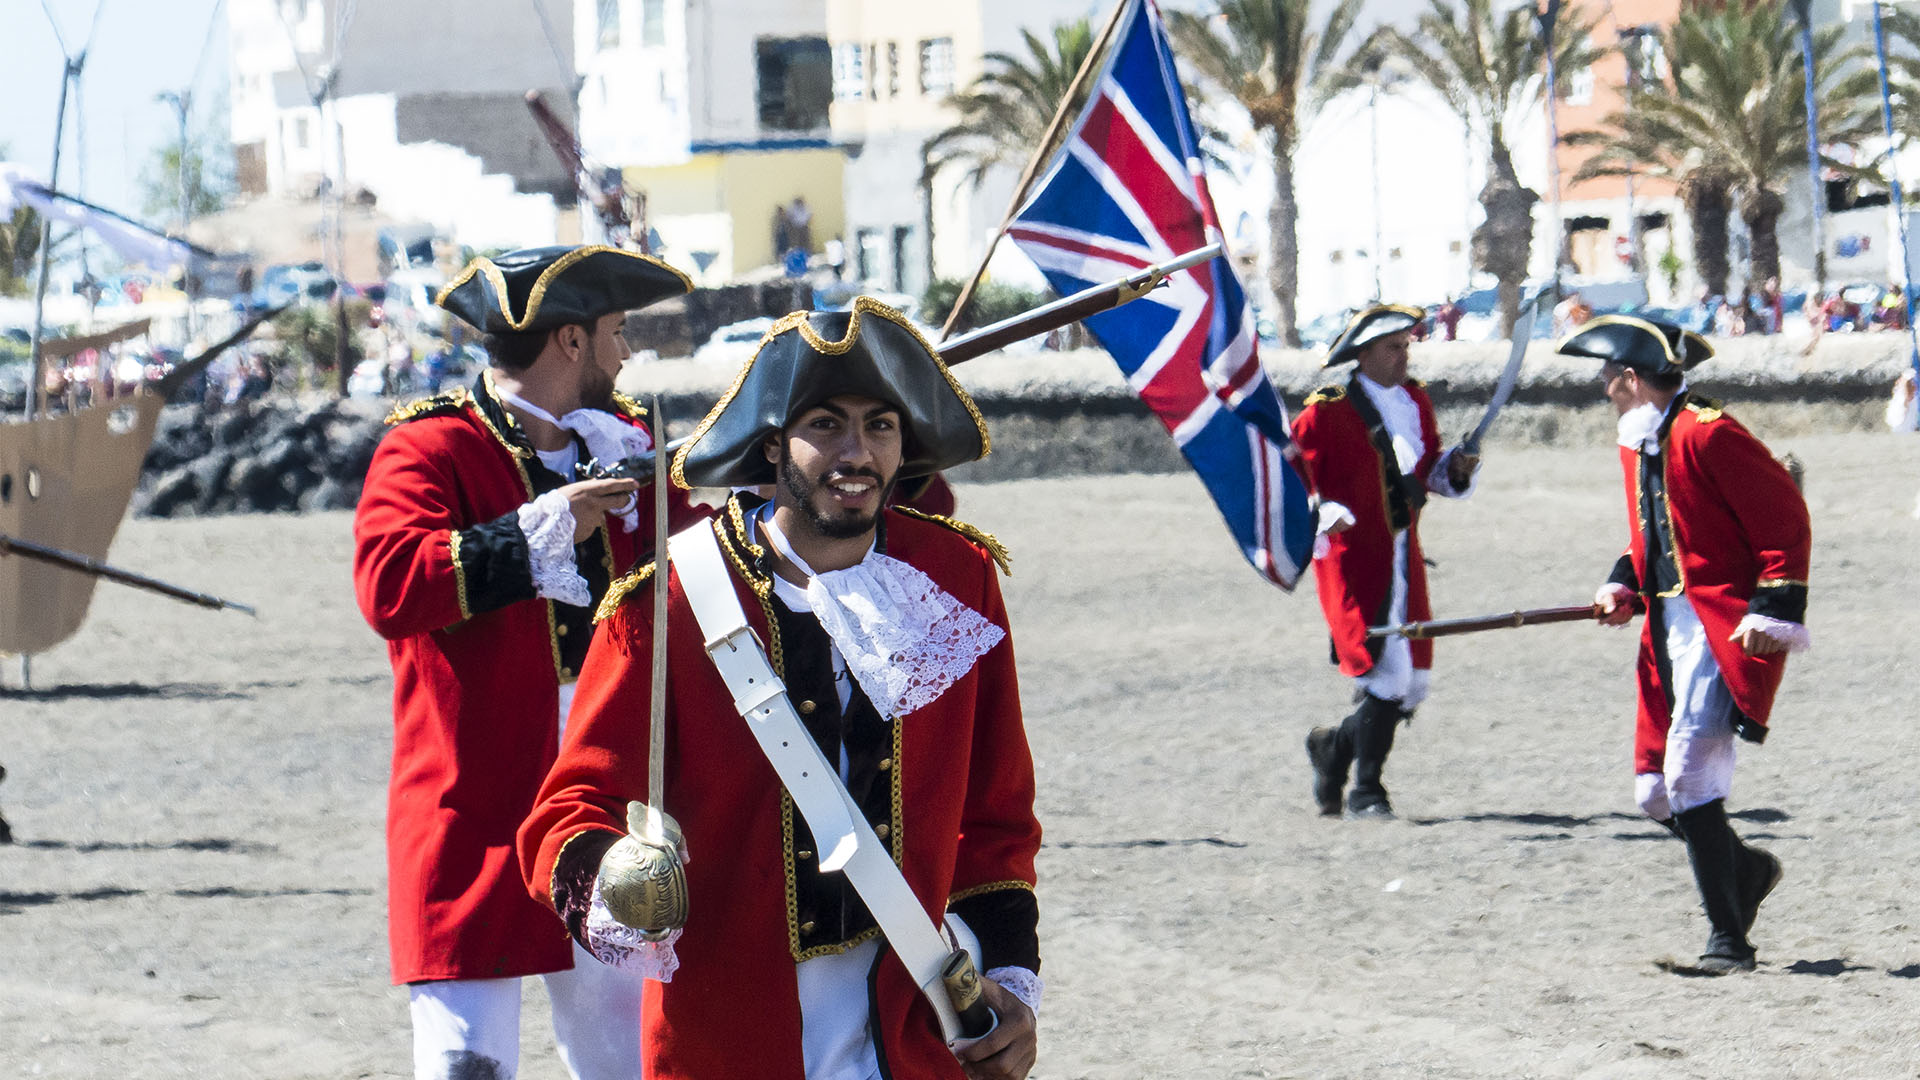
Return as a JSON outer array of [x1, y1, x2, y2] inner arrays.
[[598, 0, 621, 50], [292, 115, 311, 149], [867, 43, 879, 100], [891, 226, 912, 291], [756, 37, 833, 132], [833, 41, 866, 101], [641, 0, 664, 47], [886, 41, 900, 98], [919, 37, 954, 97]]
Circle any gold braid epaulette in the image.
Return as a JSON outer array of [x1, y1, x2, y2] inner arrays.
[[892, 507, 1011, 576], [594, 562, 656, 624], [1304, 384, 1346, 407], [1685, 396, 1725, 423], [609, 391, 649, 421], [385, 387, 472, 425]]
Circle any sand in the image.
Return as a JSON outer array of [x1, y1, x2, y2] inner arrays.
[[4, 425, 1919, 1078]]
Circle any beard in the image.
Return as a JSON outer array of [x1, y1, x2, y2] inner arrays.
[[777, 453, 893, 540], [577, 336, 616, 412]]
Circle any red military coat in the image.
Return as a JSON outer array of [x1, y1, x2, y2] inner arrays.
[[1291, 377, 1445, 675], [353, 376, 696, 983], [519, 504, 1040, 1080], [1615, 395, 1811, 774]]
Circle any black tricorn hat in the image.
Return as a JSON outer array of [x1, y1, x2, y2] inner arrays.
[[1325, 304, 1427, 366], [435, 244, 691, 334], [1555, 314, 1713, 377], [672, 297, 990, 488]]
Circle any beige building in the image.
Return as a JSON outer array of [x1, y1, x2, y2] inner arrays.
[[827, 0, 1100, 299]]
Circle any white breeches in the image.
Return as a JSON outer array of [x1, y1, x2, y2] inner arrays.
[[408, 941, 643, 1080], [1355, 531, 1431, 710], [1635, 596, 1738, 821]]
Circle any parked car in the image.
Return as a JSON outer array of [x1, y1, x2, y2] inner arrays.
[[245, 262, 340, 313], [693, 317, 779, 364]]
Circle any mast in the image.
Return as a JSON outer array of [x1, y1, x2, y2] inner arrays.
[[26, 60, 78, 422]]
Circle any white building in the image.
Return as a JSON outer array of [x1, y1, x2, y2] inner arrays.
[[827, 0, 1102, 300], [574, 0, 847, 285], [226, 0, 576, 259]]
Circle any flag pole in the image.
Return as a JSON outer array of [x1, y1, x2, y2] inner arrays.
[[936, 0, 1135, 341]]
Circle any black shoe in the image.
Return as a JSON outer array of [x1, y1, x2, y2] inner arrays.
[[1675, 799, 1759, 970], [1740, 847, 1782, 934], [1344, 798, 1394, 821], [1345, 694, 1402, 816], [1305, 727, 1347, 817]]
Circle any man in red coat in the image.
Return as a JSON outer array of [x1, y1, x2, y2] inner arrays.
[[1292, 305, 1479, 818], [519, 298, 1042, 1080], [354, 245, 701, 1078], [1561, 315, 1810, 975]]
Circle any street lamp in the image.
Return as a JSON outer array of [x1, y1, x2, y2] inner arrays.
[[1788, 0, 1827, 297]]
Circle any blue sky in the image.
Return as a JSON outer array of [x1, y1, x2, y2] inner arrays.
[[1, 0, 229, 223]]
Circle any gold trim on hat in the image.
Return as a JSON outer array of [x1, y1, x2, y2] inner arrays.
[[1566, 313, 1682, 369], [1327, 303, 1428, 361], [671, 295, 992, 489], [435, 245, 694, 331]]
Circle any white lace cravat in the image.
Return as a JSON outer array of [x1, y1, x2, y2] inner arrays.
[[760, 512, 1005, 719]]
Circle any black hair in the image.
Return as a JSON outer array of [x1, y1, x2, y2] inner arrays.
[[481, 322, 594, 373], [1640, 367, 1684, 393]]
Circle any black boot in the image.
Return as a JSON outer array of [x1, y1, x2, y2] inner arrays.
[[1305, 725, 1351, 817], [1343, 695, 1402, 819], [1673, 799, 1758, 974]]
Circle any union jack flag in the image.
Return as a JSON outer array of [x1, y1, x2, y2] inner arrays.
[[1010, 0, 1314, 588]]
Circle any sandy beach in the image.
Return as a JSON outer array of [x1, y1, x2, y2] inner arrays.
[[4, 423, 1918, 1078]]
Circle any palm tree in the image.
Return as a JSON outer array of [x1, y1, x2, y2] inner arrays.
[[1373, 0, 1600, 333], [923, 20, 1096, 192], [0, 206, 43, 298], [1165, 0, 1366, 347], [1567, 2, 1877, 296]]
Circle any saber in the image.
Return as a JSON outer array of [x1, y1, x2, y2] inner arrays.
[[1460, 285, 1554, 455], [584, 243, 1226, 484], [645, 393, 672, 845], [1368, 603, 1600, 640], [596, 397, 692, 940], [0, 533, 257, 616]]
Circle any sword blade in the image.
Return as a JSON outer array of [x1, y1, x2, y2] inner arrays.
[[1463, 286, 1552, 454], [648, 395, 670, 837]]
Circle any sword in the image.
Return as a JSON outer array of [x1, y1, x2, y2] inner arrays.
[[1460, 285, 1555, 455], [1367, 603, 1600, 640], [598, 396, 690, 940]]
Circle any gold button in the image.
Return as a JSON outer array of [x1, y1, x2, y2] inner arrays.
[[557, 623, 569, 637], [560, 667, 573, 679], [874, 824, 890, 839], [797, 850, 813, 861], [798, 700, 816, 715], [799, 920, 816, 934], [877, 757, 892, 771]]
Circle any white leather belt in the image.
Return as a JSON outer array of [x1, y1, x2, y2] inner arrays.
[[667, 521, 975, 1044]]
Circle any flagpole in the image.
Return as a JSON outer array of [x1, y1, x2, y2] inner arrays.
[[936, 0, 1135, 341]]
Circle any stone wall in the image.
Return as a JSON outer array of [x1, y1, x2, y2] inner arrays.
[[131, 332, 1911, 517]]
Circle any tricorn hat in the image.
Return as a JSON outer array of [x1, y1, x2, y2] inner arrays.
[[1555, 314, 1712, 377], [672, 297, 990, 488], [435, 244, 691, 334], [1325, 304, 1427, 367]]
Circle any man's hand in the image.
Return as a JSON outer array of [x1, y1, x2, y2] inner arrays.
[[558, 478, 640, 542], [1595, 583, 1636, 627], [1447, 450, 1480, 490], [955, 976, 1037, 1080], [1735, 626, 1790, 656]]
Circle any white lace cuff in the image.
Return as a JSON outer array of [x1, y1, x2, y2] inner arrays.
[[517, 490, 591, 607], [584, 877, 682, 982], [1595, 582, 1634, 606], [1312, 501, 1354, 561], [986, 966, 1043, 1019], [1732, 613, 1811, 653]]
